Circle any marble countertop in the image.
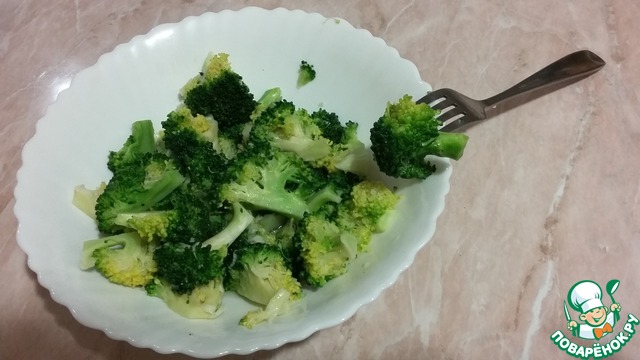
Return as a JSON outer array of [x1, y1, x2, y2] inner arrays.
[[2, 1, 639, 359]]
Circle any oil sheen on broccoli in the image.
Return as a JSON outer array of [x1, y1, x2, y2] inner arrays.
[[77, 52, 404, 328], [370, 94, 469, 179]]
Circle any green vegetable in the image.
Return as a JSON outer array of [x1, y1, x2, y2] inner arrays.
[[81, 232, 156, 287], [145, 278, 225, 319], [297, 60, 316, 88], [221, 150, 318, 219], [296, 179, 398, 287], [251, 87, 283, 121], [240, 288, 294, 328], [107, 119, 156, 173], [77, 52, 407, 328], [370, 94, 469, 179], [181, 53, 256, 139], [95, 152, 186, 234], [151, 202, 253, 295], [226, 242, 302, 305], [250, 100, 333, 161]]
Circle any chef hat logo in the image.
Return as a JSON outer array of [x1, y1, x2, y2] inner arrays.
[[568, 280, 604, 313]]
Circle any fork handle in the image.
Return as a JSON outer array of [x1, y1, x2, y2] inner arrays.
[[482, 50, 605, 117]]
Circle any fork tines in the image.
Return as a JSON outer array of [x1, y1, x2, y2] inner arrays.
[[417, 89, 467, 125]]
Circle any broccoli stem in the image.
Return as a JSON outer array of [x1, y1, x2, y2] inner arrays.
[[107, 120, 156, 172], [130, 169, 186, 211], [422, 132, 469, 160], [307, 186, 343, 213], [257, 88, 282, 108], [131, 120, 156, 153], [202, 202, 254, 250], [80, 232, 141, 270]]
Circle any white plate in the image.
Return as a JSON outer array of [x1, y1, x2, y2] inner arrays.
[[14, 7, 450, 358]]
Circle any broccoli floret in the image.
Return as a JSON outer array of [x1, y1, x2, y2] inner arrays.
[[107, 119, 156, 173], [240, 288, 294, 329], [72, 182, 106, 219], [310, 109, 346, 144], [245, 214, 299, 264], [114, 211, 175, 242], [181, 53, 256, 137], [314, 118, 368, 174], [297, 60, 316, 88], [250, 100, 332, 161], [293, 180, 398, 286], [80, 232, 156, 287], [201, 201, 255, 250], [145, 278, 224, 319], [370, 94, 469, 179], [226, 242, 302, 305], [256, 106, 368, 175], [162, 105, 240, 160], [222, 150, 313, 219], [95, 153, 186, 234], [251, 87, 283, 122], [152, 241, 225, 295], [336, 180, 399, 251], [163, 105, 218, 144], [161, 116, 231, 201], [115, 187, 230, 245], [344, 180, 400, 233], [306, 170, 361, 213], [152, 202, 253, 295], [295, 214, 359, 287]]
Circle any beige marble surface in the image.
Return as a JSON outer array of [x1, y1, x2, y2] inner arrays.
[[2, 1, 640, 359]]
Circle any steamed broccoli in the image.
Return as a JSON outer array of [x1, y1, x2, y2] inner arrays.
[[297, 60, 316, 88], [250, 102, 367, 175], [295, 213, 359, 287], [222, 150, 317, 219], [240, 288, 295, 329], [145, 277, 225, 319], [161, 114, 231, 201], [77, 51, 413, 327], [295, 179, 398, 286], [336, 180, 399, 251], [226, 242, 302, 305], [151, 202, 254, 295], [102, 107, 233, 244], [181, 53, 256, 139], [251, 87, 283, 122], [72, 182, 106, 219], [143, 202, 252, 319], [95, 153, 186, 234], [162, 105, 238, 160], [114, 210, 174, 242], [245, 214, 299, 263], [250, 100, 332, 161], [81, 232, 156, 287], [311, 111, 366, 173], [107, 119, 156, 173], [341, 180, 400, 233], [113, 188, 230, 246], [370, 94, 469, 179], [306, 170, 361, 213]]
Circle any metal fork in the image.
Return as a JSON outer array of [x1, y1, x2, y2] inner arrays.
[[417, 50, 606, 132]]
